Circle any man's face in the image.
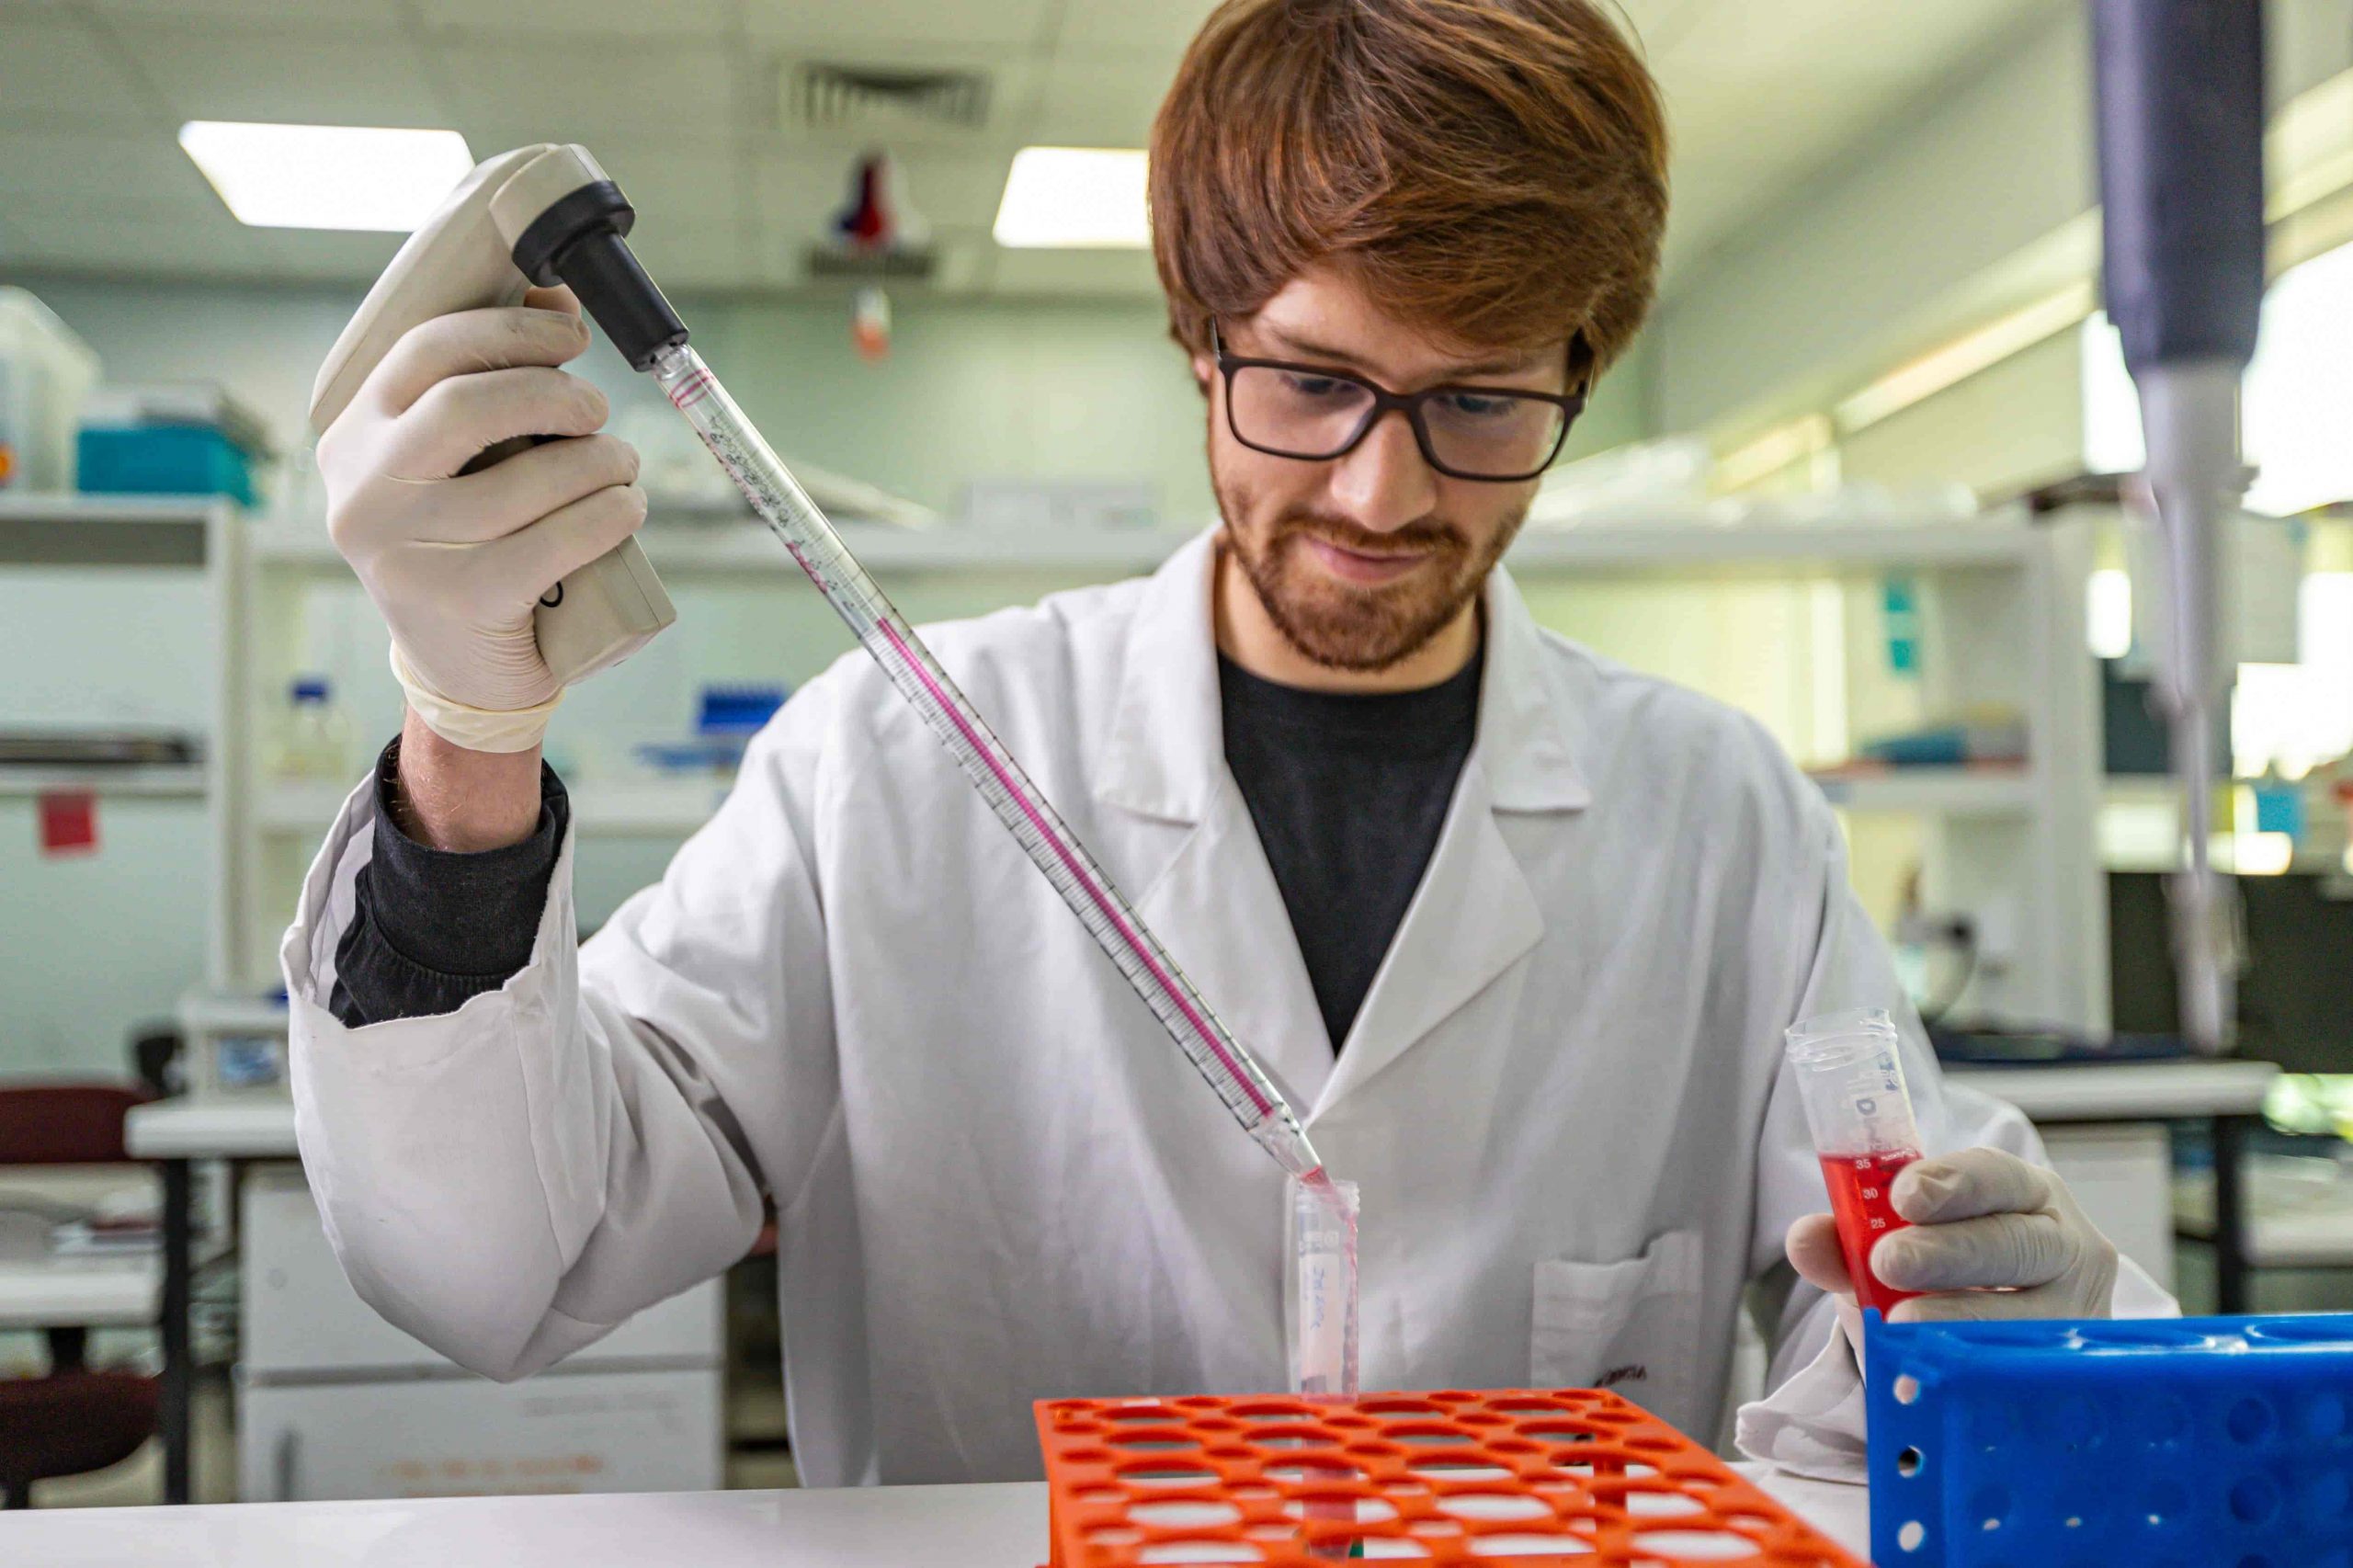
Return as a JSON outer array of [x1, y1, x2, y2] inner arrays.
[[1197, 267, 1572, 674]]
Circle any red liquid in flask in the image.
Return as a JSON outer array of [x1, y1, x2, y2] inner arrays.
[[1819, 1150, 1921, 1314]]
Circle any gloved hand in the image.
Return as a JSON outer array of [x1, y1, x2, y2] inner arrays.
[[316, 284, 647, 753], [1786, 1145, 2120, 1323]]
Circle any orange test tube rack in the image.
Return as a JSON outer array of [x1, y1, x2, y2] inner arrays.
[[1035, 1387, 1868, 1566]]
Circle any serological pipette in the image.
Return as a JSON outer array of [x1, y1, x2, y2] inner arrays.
[[653, 345, 1329, 1187]]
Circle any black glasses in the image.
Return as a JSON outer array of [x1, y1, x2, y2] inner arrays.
[[1211, 324, 1588, 483]]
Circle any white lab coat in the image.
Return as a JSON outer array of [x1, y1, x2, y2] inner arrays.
[[284, 530, 2168, 1487]]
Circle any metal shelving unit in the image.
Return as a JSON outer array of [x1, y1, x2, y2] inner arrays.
[[232, 500, 2105, 1025]]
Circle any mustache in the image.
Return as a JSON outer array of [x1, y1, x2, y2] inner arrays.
[[1269, 511, 1469, 557]]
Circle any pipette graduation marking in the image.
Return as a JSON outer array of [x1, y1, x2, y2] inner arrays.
[[652, 344, 1327, 1185]]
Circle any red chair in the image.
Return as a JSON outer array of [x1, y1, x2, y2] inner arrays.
[[0, 1084, 161, 1507]]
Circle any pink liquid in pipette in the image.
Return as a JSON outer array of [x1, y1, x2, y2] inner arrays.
[[1819, 1150, 1921, 1314]]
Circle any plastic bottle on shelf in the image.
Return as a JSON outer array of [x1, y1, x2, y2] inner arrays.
[[273, 676, 353, 781]]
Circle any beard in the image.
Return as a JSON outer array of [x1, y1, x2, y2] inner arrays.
[[1214, 477, 1526, 673]]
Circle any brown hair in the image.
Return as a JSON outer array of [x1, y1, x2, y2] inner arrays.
[[1149, 0, 1668, 378]]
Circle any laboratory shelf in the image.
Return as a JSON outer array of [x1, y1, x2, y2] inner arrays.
[[1506, 520, 2038, 574], [255, 776, 730, 836], [245, 515, 2045, 581], [0, 763, 208, 798], [1807, 767, 2037, 815], [247, 517, 1196, 578], [177, 991, 291, 1037], [0, 492, 230, 568]]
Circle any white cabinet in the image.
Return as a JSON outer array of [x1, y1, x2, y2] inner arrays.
[[238, 1369, 722, 1503], [237, 1167, 723, 1501], [2040, 1123, 2177, 1292]]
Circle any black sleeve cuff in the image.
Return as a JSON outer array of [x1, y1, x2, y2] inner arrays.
[[328, 736, 569, 1027]]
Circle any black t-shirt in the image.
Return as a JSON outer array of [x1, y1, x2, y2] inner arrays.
[[1216, 652, 1482, 1052], [335, 652, 1483, 1054]]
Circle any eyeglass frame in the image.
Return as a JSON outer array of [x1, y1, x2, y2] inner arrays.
[[1210, 322, 1593, 483]]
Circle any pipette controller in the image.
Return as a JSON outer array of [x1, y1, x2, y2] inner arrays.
[[324, 145, 1328, 1187]]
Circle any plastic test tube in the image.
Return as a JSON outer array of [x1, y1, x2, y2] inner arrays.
[[1288, 1176, 1359, 1399], [1784, 1008, 1924, 1316], [1287, 1176, 1360, 1561]]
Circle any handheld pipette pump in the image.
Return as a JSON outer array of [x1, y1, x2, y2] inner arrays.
[[314, 146, 1336, 1202]]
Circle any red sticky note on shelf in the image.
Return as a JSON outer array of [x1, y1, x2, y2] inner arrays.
[[38, 790, 98, 856]]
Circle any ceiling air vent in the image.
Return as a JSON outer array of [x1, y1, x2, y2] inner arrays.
[[790, 63, 990, 135]]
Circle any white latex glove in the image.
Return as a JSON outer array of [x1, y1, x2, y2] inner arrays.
[[316, 284, 647, 753], [1786, 1145, 2120, 1323]]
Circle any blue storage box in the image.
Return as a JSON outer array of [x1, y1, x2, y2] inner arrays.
[[77, 426, 256, 505], [1866, 1312, 2353, 1567]]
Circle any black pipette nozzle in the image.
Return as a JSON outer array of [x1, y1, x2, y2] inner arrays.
[[510, 178, 689, 371]]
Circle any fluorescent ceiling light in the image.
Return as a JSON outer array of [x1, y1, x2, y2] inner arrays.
[[993, 147, 1149, 249], [179, 122, 473, 232]]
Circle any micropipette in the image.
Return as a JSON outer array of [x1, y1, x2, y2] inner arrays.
[[651, 344, 1329, 1186]]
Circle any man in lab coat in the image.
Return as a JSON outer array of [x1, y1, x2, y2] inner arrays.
[[293, 0, 2167, 1486]]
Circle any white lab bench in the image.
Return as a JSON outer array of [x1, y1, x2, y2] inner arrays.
[[0, 1252, 158, 1331], [123, 1096, 300, 1503], [122, 1096, 723, 1506], [0, 1465, 1871, 1565], [1943, 1057, 2278, 1311]]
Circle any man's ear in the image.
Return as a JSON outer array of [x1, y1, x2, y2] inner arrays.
[[1189, 352, 1214, 395]]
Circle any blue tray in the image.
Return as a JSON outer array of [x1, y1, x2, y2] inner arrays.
[[1866, 1312, 2353, 1566]]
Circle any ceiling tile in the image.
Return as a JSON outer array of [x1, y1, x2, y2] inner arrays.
[[434, 37, 740, 144], [0, 16, 164, 131], [0, 210, 267, 279], [0, 131, 225, 222], [1051, 0, 1218, 61], [1656, 0, 2048, 87], [410, 0, 735, 37], [117, 22, 448, 127], [1027, 55, 1172, 148], [987, 245, 1159, 299], [741, 0, 1053, 52], [237, 227, 406, 284], [895, 151, 1018, 232], [89, 0, 404, 22]]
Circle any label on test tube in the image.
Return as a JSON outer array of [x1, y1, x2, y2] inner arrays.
[[1289, 1176, 1359, 1400]]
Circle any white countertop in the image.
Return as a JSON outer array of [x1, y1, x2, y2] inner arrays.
[[0, 1250, 159, 1328], [1943, 1058, 2277, 1120], [2177, 1157, 2353, 1267], [125, 1097, 299, 1161], [0, 1465, 1869, 1565]]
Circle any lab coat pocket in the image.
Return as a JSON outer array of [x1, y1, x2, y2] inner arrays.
[[1530, 1230, 1703, 1436]]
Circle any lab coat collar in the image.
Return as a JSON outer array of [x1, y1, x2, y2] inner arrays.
[[1094, 529, 1594, 823]]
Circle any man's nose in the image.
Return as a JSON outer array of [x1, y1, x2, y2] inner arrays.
[[1325, 408, 1438, 533]]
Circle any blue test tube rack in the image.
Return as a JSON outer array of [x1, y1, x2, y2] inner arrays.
[[1866, 1312, 2353, 1566]]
